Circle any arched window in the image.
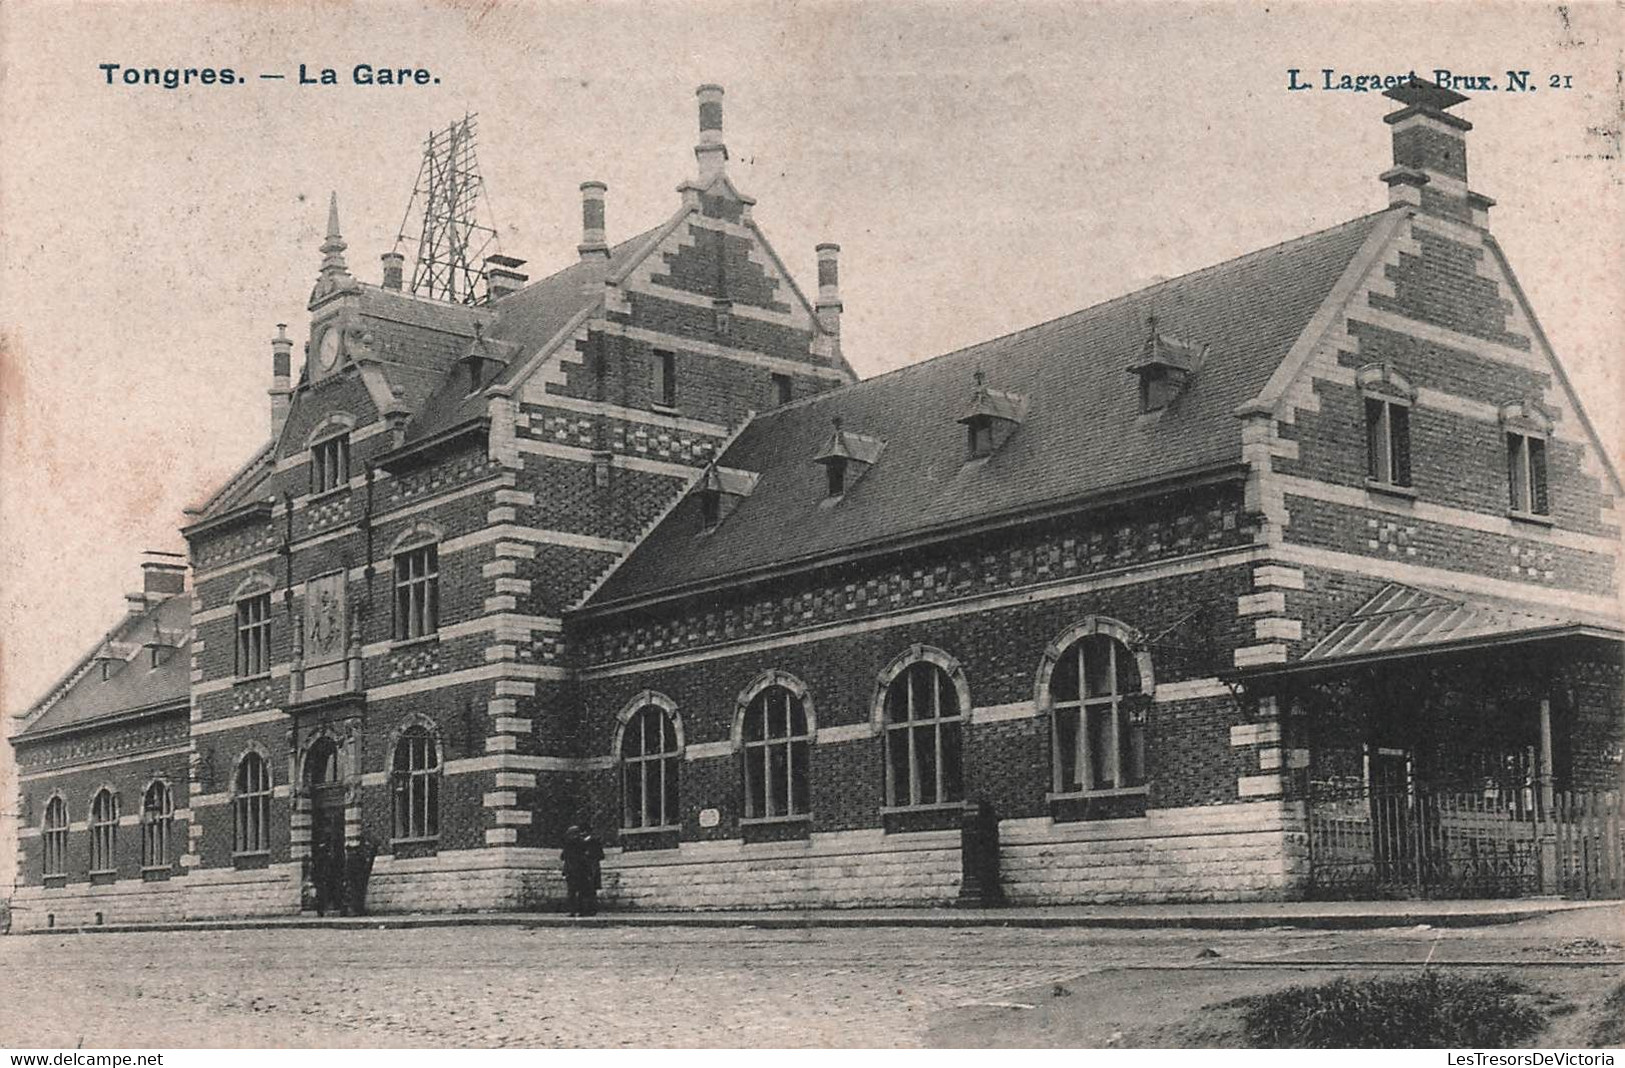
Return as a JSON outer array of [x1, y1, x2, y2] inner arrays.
[[883, 660, 965, 807], [141, 781, 173, 869], [1050, 634, 1146, 793], [742, 686, 811, 819], [622, 705, 680, 829], [42, 796, 68, 877], [233, 751, 272, 854], [89, 789, 118, 873], [392, 726, 441, 840]]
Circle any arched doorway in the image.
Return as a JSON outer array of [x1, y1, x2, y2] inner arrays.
[[304, 737, 346, 915]]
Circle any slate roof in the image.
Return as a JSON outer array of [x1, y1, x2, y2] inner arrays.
[[15, 594, 191, 738], [589, 209, 1395, 608]]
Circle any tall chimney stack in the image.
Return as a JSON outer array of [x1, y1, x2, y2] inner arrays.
[[1379, 78, 1491, 226], [815, 243, 843, 344], [270, 323, 293, 439], [381, 250, 405, 291], [578, 181, 611, 293], [694, 84, 728, 184]]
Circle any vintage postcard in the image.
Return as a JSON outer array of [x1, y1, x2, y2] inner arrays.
[[1, 0, 1620, 1054]]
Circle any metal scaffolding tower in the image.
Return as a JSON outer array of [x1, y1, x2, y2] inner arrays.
[[396, 114, 499, 304]]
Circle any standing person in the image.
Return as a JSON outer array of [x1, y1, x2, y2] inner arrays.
[[580, 827, 605, 917], [560, 824, 589, 917]]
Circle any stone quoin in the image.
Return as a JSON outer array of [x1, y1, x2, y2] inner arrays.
[[8, 79, 1622, 926]]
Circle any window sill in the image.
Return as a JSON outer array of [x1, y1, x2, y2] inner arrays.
[[649, 403, 681, 417], [141, 865, 173, 882], [232, 851, 271, 871], [306, 485, 351, 506], [1364, 479, 1418, 501], [390, 634, 440, 652], [42, 875, 68, 889], [391, 835, 441, 845], [233, 672, 273, 686], [1046, 786, 1150, 801], [620, 824, 682, 836], [1508, 510, 1554, 529], [879, 801, 967, 815], [739, 813, 811, 826]]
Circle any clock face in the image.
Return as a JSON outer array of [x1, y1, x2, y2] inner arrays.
[[317, 327, 341, 371]]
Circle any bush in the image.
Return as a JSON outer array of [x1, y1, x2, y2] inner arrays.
[[1235, 972, 1548, 1048]]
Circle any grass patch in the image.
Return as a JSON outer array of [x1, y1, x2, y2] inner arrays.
[[1234, 972, 1548, 1048], [1589, 980, 1625, 1049]]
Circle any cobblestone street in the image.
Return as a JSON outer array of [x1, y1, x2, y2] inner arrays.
[[0, 922, 1340, 1048]]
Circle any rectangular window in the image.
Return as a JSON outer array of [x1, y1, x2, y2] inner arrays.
[[1365, 398, 1412, 487], [773, 373, 792, 407], [235, 593, 272, 677], [310, 434, 350, 495], [653, 350, 677, 408], [393, 545, 440, 641], [1507, 432, 1550, 516]]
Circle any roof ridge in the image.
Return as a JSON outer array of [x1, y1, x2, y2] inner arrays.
[[745, 208, 1400, 421]]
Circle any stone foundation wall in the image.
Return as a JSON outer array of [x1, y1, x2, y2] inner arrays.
[[9, 863, 299, 929], [1001, 800, 1305, 904], [601, 827, 963, 910], [366, 847, 563, 913]]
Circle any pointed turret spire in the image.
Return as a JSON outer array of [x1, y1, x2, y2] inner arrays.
[[319, 192, 350, 277]]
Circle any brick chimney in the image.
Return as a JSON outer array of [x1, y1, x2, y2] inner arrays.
[[128, 551, 185, 613], [381, 250, 405, 291], [578, 181, 610, 293], [1380, 78, 1493, 227], [694, 84, 728, 184], [269, 324, 292, 439], [815, 243, 843, 341], [484, 254, 528, 301]]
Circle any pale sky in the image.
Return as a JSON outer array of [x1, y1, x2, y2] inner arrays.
[[2, 1, 1621, 885]]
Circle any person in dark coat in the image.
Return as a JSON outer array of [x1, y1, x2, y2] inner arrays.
[[561, 825, 590, 917], [580, 828, 605, 916]]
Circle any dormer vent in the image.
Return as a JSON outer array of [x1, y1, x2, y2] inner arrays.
[[813, 416, 884, 499], [1128, 316, 1205, 412], [695, 462, 760, 533], [459, 322, 511, 394], [958, 370, 1028, 459], [142, 622, 183, 669]]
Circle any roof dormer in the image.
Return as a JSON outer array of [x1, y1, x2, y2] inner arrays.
[[1128, 316, 1205, 413], [813, 417, 884, 500], [696, 462, 760, 533], [958, 370, 1028, 459]]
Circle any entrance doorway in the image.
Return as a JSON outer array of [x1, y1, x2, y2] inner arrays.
[[305, 738, 346, 915]]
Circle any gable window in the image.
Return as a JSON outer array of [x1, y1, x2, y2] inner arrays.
[[392, 726, 441, 841], [235, 592, 272, 677], [89, 789, 118, 874], [621, 704, 680, 830], [1050, 634, 1146, 793], [42, 796, 69, 878], [713, 300, 732, 337], [393, 544, 439, 641], [1364, 397, 1412, 488], [310, 434, 350, 495], [1507, 432, 1549, 517], [233, 751, 271, 855], [773, 373, 793, 407], [141, 781, 173, 870], [742, 686, 811, 820], [653, 350, 677, 408], [883, 660, 964, 808]]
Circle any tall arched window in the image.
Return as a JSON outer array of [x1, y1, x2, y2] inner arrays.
[[883, 660, 965, 807], [392, 726, 441, 840], [141, 781, 173, 869], [1051, 634, 1146, 792], [89, 789, 118, 873], [742, 686, 811, 819], [233, 751, 272, 854], [42, 796, 69, 877], [622, 705, 680, 829]]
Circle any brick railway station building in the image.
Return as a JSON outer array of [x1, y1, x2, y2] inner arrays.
[[8, 81, 1622, 926]]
